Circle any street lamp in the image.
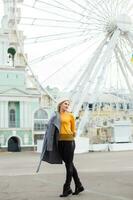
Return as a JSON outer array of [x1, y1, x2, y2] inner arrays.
[[7, 47, 16, 67]]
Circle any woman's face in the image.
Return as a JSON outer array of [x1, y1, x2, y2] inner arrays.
[[60, 100, 70, 112]]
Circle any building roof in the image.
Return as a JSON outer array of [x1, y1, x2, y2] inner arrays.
[[96, 93, 127, 103], [0, 87, 40, 97]]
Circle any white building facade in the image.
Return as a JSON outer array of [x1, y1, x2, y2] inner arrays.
[[0, 0, 54, 151]]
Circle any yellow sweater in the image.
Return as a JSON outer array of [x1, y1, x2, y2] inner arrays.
[[59, 112, 76, 141]]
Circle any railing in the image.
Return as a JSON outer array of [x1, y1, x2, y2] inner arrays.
[[8, 121, 20, 128]]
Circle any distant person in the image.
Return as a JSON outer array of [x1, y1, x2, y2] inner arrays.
[[37, 97, 84, 197]]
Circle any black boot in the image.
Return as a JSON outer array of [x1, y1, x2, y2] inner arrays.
[[72, 164, 84, 195], [60, 184, 72, 197], [72, 185, 84, 195]]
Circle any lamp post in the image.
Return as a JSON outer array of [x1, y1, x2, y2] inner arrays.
[[7, 47, 16, 67]]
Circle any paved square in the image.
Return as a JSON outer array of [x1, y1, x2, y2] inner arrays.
[[0, 151, 133, 200]]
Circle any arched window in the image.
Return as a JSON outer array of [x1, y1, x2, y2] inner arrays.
[[8, 102, 20, 128], [34, 109, 48, 119], [34, 109, 48, 131], [9, 109, 16, 127]]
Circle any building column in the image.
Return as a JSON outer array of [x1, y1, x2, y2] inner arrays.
[[0, 101, 8, 128]]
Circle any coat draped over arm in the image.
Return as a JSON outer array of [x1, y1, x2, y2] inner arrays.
[[36, 112, 62, 173]]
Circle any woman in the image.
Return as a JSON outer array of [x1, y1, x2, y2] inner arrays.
[[37, 97, 84, 197]]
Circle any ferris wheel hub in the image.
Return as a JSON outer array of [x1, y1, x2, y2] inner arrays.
[[116, 14, 132, 32]]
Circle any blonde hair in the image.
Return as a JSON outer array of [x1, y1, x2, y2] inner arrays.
[[57, 99, 70, 112]]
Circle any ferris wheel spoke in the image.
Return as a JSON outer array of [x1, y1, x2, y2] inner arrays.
[[50, 0, 73, 9], [89, 30, 121, 95], [20, 22, 89, 29], [30, 0, 89, 20], [127, 32, 133, 47], [23, 1, 108, 29], [22, 3, 82, 22], [37, 0, 73, 11], [19, 16, 108, 30], [70, 36, 108, 111], [96, 0, 113, 19], [23, 2, 111, 31], [19, 15, 107, 30], [25, 34, 90, 44], [115, 48, 133, 95], [38, 0, 87, 13], [41, 43, 95, 85], [85, 0, 105, 17], [57, 0, 105, 25], [127, 4, 133, 14], [118, 0, 129, 14], [122, 0, 132, 13], [32, 0, 37, 7], [25, 30, 89, 43], [113, 0, 119, 15], [25, 30, 87, 39], [19, 16, 86, 24], [28, 31, 98, 44], [78, 0, 107, 25], [20, 22, 89, 30], [20, 23, 106, 38], [116, 60, 123, 91], [63, 64, 88, 92], [29, 36, 93, 64], [120, 37, 132, 61], [108, 0, 115, 18], [117, 45, 133, 78], [85, 16, 108, 27], [68, 0, 88, 11], [41, 35, 104, 87], [117, 40, 132, 74], [77, 36, 108, 87], [85, 0, 111, 21]]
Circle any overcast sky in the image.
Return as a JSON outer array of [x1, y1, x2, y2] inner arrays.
[[0, 0, 133, 93], [0, 0, 97, 91], [0, 1, 77, 89]]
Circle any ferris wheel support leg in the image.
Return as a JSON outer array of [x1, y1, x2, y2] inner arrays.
[[77, 109, 91, 136], [71, 36, 108, 111], [116, 45, 133, 77], [73, 29, 120, 117], [74, 36, 108, 88], [127, 32, 133, 47], [92, 30, 120, 93], [76, 30, 121, 136], [72, 38, 109, 114], [115, 49, 133, 97]]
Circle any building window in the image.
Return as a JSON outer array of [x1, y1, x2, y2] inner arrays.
[[34, 134, 44, 145], [8, 102, 20, 128], [34, 109, 48, 131], [9, 109, 16, 127]]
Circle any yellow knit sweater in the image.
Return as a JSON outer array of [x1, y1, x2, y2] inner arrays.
[[59, 112, 76, 141]]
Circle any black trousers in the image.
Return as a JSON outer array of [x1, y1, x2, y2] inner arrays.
[[58, 140, 81, 187]]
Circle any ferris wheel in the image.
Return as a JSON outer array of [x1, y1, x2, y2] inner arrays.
[[2, 0, 133, 130], [16, 0, 133, 108]]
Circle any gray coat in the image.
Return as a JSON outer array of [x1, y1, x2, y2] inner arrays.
[[36, 112, 62, 173]]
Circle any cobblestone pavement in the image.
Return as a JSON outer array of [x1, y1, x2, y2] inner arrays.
[[0, 151, 133, 200]]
